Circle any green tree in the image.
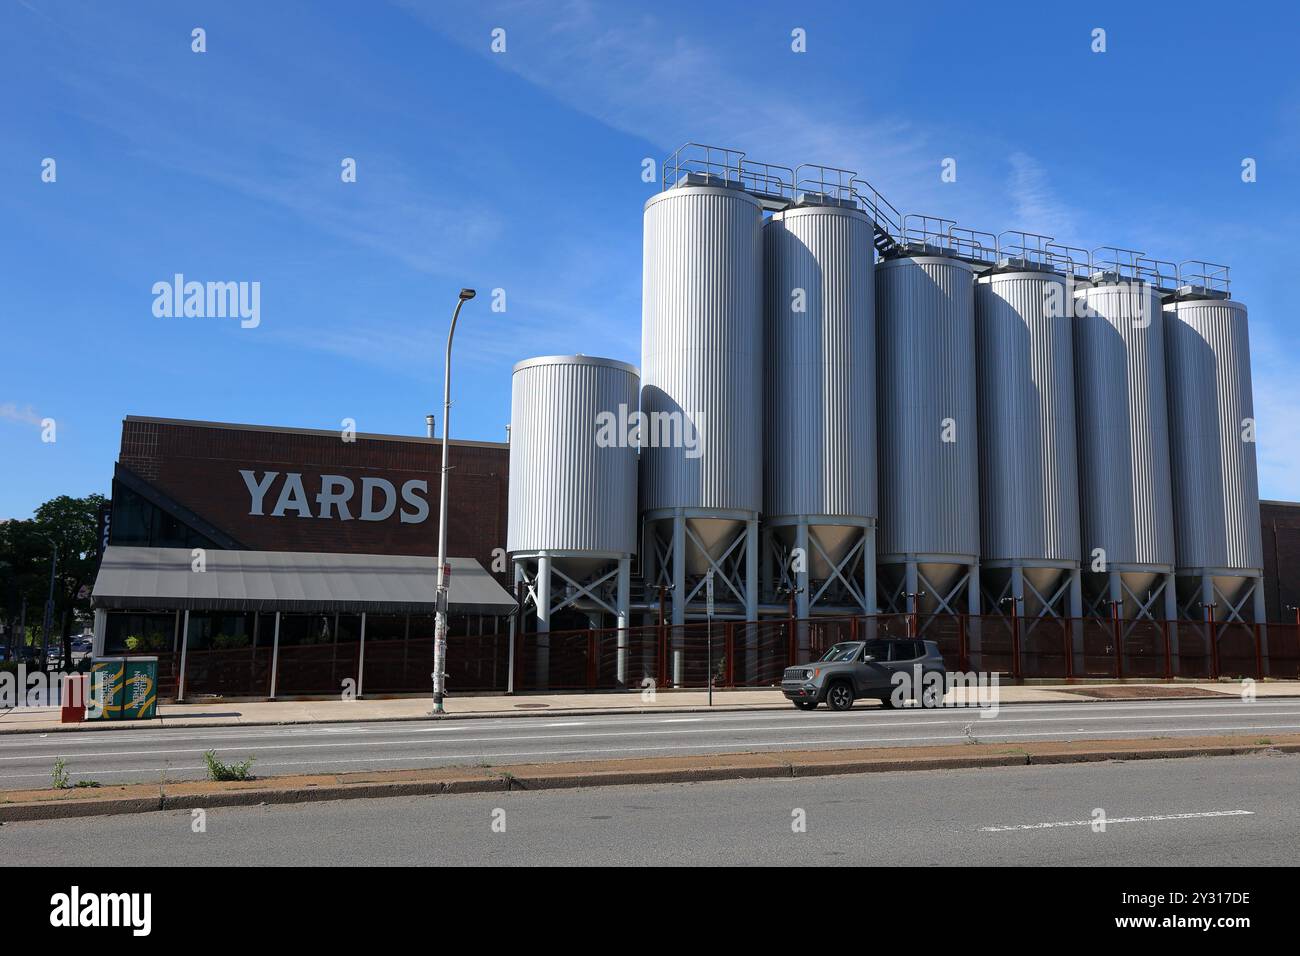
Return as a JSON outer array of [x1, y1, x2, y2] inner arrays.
[[0, 493, 104, 665]]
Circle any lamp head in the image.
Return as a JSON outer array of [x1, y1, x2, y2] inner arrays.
[[459, 288, 477, 301]]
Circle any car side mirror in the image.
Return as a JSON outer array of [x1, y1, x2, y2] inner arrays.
[[862, 654, 876, 662]]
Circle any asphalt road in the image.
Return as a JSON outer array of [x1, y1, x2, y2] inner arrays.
[[2, 753, 1294, 865], [1, 697, 1297, 787]]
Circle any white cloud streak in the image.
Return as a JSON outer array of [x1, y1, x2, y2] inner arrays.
[[0, 403, 44, 427]]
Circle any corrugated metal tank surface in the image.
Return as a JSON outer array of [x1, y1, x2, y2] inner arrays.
[[763, 204, 876, 520], [507, 355, 639, 555], [876, 256, 979, 558], [975, 271, 1081, 562], [1072, 282, 1175, 567], [640, 185, 763, 514], [1163, 298, 1263, 572]]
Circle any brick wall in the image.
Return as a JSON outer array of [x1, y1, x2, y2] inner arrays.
[[1261, 500, 1300, 623], [117, 417, 509, 575]]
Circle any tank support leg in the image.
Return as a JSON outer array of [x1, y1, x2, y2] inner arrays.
[[507, 562, 523, 694], [863, 526, 877, 615], [536, 555, 551, 691], [1167, 573, 1181, 677], [745, 518, 759, 684], [1254, 582, 1269, 677], [616, 556, 630, 687], [1069, 568, 1083, 676], [795, 521, 810, 659], [672, 513, 685, 687]]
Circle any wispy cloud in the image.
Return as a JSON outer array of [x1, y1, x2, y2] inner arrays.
[[394, 0, 932, 196], [1007, 151, 1081, 241], [0, 403, 44, 427]]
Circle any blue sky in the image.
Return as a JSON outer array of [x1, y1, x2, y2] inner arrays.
[[2, 0, 1298, 518]]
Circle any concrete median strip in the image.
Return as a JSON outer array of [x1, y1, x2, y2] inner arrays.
[[1, 734, 1296, 822]]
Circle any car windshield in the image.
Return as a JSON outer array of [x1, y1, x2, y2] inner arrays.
[[819, 642, 864, 663]]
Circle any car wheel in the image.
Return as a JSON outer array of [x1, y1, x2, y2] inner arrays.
[[793, 700, 817, 711], [826, 682, 855, 712]]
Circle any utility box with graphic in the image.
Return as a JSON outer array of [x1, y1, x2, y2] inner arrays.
[[89, 657, 158, 721]]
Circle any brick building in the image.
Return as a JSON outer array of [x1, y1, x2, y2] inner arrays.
[[1260, 500, 1300, 624], [109, 416, 508, 568], [91, 417, 516, 700]]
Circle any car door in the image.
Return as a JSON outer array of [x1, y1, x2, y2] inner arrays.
[[855, 641, 894, 694], [890, 640, 925, 698]]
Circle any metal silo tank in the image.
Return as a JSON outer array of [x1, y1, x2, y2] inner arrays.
[[876, 255, 980, 615], [1163, 296, 1265, 622], [763, 200, 877, 619], [1072, 278, 1177, 620], [640, 182, 762, 635], [974, 268, 1082, 618], [508, 355, 640, 686]]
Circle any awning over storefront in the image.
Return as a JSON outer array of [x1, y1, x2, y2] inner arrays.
[[91, 546, 518, 616]]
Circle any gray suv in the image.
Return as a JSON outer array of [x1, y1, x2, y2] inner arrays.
[[781, 639, 946, 711]]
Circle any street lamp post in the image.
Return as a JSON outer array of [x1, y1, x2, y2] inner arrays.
[[41, 537, 57, 667], [431, 288, 476, 716]]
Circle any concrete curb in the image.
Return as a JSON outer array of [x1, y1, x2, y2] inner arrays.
[[2, 736, 1296, 823], [3, 688, 1291, 736]]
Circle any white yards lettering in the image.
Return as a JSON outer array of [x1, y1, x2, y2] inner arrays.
[[241, 471, 429, 524]]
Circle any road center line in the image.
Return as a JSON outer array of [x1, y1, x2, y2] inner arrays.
[[979, 809, 1254, 832]]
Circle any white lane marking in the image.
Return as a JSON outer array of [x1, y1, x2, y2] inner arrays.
[[0, 697, 1293, 751], [542, 722, 588, 728], [5, 709, 1299, 764], [979, 809, 1254, 832], [661, 718, 704, 723], [2, 723, 1298, 782]]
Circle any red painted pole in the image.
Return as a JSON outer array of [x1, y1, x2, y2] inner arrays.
[[1254, 623, 1263, 680], [1064, 618, 1074, 682], [1112, 603, 1123, 681], [725, 622, 735, 687], [1170, 621, 1180, 681], [1010, 603, 1022, 682], [1207, 607, 1219, 680]]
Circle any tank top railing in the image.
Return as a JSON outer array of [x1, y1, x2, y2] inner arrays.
[[1177, 260, 1231, 297], [1045, 242, 1091, 280], [1137, 256, 1179, 293], [1090, 245, 1147, 281], [997, 230, 1055, 268], [658, 142, 1229, 279], [948, 227, 999, 266]]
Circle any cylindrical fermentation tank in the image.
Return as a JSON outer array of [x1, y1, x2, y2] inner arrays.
[[640, 182, 763, 573], [1073, 278, 1176, 613], [763, 201, 876, 581], [1163, 297, 1264, 616], [507, 354, 640, 575], [876, 254, 979, 609], [975, 268, 1081, 613]]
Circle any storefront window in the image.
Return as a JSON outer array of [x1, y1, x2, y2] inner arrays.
[[184, 612, 256, 651], [105, 611, 176, 655]]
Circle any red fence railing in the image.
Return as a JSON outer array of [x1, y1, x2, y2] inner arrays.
[[151, 613, 1300, 699]]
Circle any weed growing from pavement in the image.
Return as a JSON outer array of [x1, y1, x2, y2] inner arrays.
[[204, 750, 256, 781], [51, 757, 99, 789]]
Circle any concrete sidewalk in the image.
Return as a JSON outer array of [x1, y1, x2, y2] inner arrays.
[[1, 679, 1295, 735]]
